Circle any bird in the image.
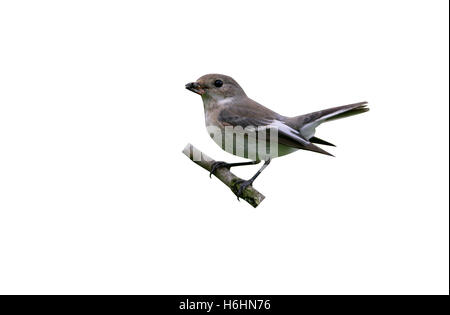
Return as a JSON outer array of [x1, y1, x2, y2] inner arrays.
[[185, 74, 369, 199]]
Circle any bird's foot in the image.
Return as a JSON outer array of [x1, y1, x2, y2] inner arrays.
[[234, 179, 254, 201], [209, 161, 231, 178]]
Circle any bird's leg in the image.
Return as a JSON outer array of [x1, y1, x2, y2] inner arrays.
[[235, 159, 271, 200], [210, 160, 260, 178]]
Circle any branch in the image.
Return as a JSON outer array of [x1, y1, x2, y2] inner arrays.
[[182, 143, 265, 208]]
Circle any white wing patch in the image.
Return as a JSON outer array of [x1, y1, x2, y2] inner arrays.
[[270, 120, 306, 143]]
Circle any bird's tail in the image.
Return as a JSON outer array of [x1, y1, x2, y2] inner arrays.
[[292, 102, 369, 140]]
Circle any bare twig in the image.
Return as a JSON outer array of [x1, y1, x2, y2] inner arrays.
[[182, 143, 265, 208]]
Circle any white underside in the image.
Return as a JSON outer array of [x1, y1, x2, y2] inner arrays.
[[207, 126, 298, 160]]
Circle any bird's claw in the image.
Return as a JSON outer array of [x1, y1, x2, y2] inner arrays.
[[209, 161, 230, 178], [235, 179, 253, 201]]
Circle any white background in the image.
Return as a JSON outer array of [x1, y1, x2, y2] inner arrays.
[[0, 0, 448, 295]]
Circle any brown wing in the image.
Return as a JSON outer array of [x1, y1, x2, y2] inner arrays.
[[218, 106, 333, 156]]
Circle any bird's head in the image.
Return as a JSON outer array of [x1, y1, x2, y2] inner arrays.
[[185, 74, 247, 103]]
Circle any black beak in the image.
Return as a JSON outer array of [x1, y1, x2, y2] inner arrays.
[[185, 82, 205, 95]]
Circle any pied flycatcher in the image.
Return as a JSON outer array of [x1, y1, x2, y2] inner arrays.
[[186, 74, 369, 199]]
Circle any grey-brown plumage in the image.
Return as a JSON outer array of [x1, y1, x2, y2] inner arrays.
[[186, 74, 369, 158], [216, 101, 335, 156], [185, 73, 369, 199]]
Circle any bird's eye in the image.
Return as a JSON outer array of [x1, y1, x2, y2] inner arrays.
[[214, 79, 223, 88]]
